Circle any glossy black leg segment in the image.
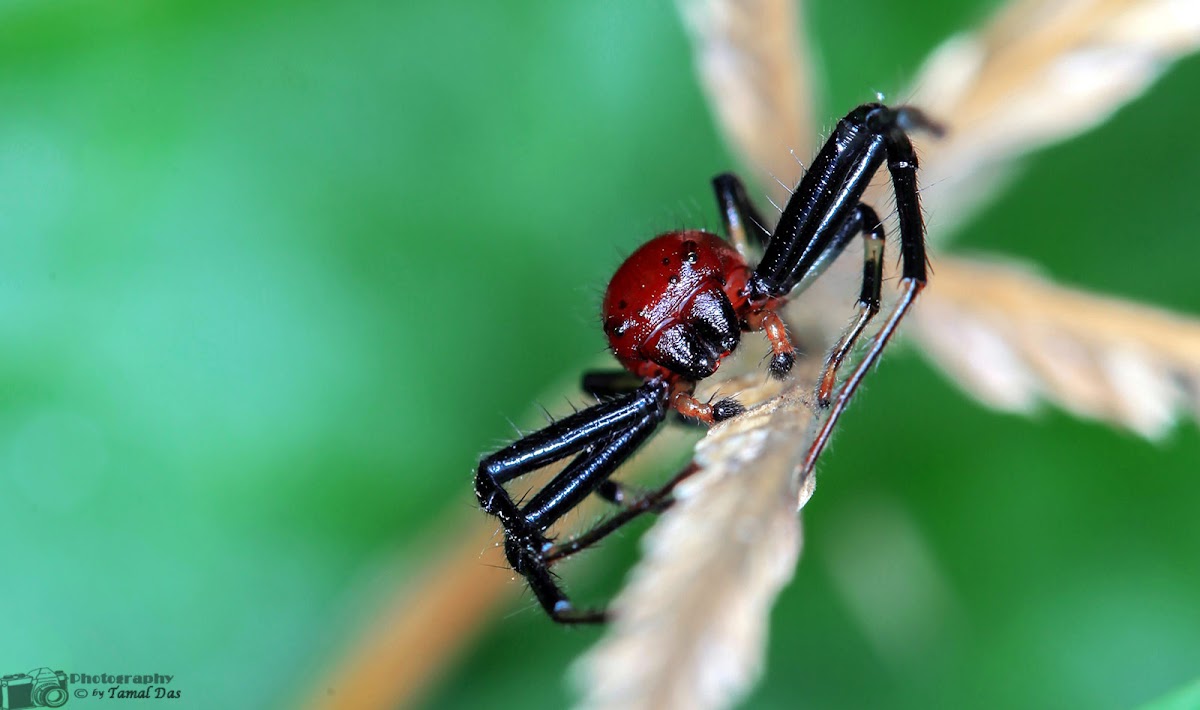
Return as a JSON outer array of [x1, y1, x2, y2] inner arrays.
[[882, 126, 926, 282], [582, 370, 647, 400], [748, 103, 939, 301], [712, 172, 771, 250], [474, 379, 669, 624], [875, 104, 940, 283], [748, 110, 884, 300], [785, 201, 881, 297]]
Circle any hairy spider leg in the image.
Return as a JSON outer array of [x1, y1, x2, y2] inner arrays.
[[738, 199, 886, 384], [475, 380, 669, 623], [712, 172, 771, 252], [741, 104, 939, 406], [799, 106, 941, 477], [750, 104, 913, 298]]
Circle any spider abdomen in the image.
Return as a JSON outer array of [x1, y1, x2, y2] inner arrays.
[[602, 230, 749, 381]]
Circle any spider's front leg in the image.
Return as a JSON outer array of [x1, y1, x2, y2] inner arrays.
[[809, 105, 941, 431], [742, 104, 940, 409], [748, 103, 940, 300], [475, 379, 668, 623]]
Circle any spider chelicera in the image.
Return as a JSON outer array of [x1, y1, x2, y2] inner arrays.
[[475, 103, 942, 623]]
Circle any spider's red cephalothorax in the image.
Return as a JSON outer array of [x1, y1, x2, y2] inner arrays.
[[475, 103, 943, 624]]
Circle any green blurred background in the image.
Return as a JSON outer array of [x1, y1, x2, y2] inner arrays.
[[2, 0, 1198, 708]]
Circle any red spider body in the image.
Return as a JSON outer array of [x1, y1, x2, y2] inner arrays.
[[602, 230, 751, 382]]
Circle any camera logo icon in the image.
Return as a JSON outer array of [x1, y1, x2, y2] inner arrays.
[[0, 669, 68, 709]]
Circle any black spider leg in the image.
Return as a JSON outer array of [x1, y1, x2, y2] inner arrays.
[[581, 370, 644, 399], [782, 204, 882, 299], [790, 105, 940, 479], [748, 103, 938, 300], [712, 172, 771, 251], [744, 102, 937, 397], [475, 379, 669, 623], [769, 201, 888, 385]]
